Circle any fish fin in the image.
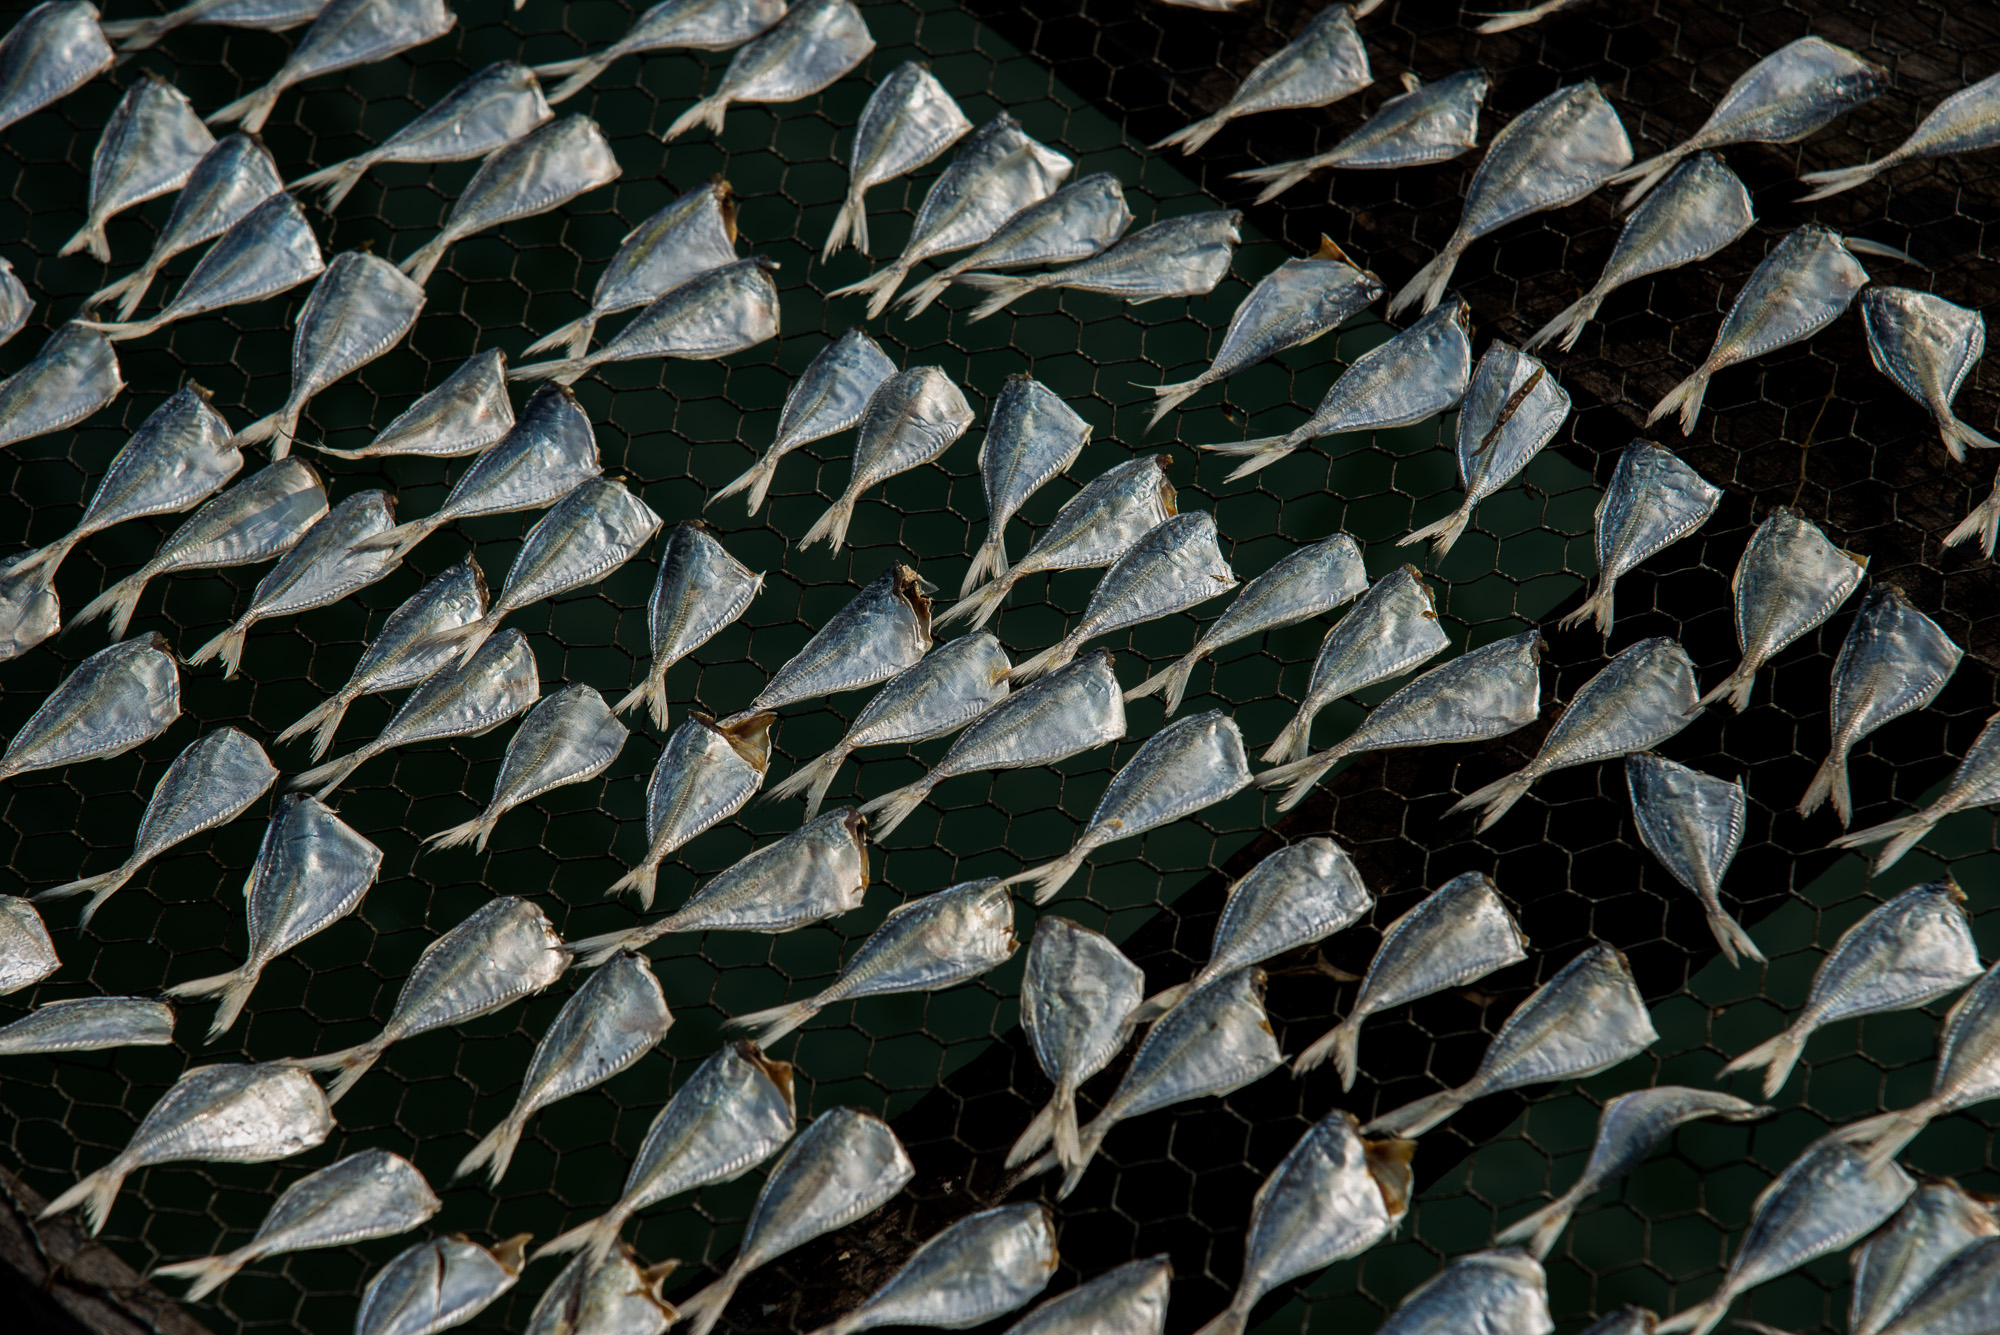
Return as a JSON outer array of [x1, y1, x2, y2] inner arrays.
[[613, 671, 671, 731], [87, 266, 145, 320], [59, 223, 111, 265], [1190, 1299, 1254, 1335], [1555, 579, 1616, 635], [1230, 160, 1319, 207], [606, 861, 661, 911], [1494, 1192, 1578, 1260], [1127, 984, 1188, 1026], [827, 262, 913, 320], [675, 1271, 746, 1335], [823, 191, 868, 261], [36, 861, 137, 927], [933, 572, 1016, 631], [40, 1160, 130, 1235], [151, 1253, 245, 1302], [956, 272, 1045, 323], [1828, 810, 1936, 875], [569, 925, 660, 969], [896, 271, 951, 318], [232, 406, 302, 459], [1054, 1121, 1108, 1200], [1944, 489, 2000, 557], [1653, 1295, 1729, 1335], [1259, 750, 1340, 813], [284, 1041, 384, 1105], [1448, 769, 1535, 832], [1706, 908, 1764, 968], [72, 314, 166, 342], [1145, 376, 1208, 430], [455, 1114, 528, 1186], [1298, 1015, 1361, 1085], [1696, 665, 1757, 714], [523, 314, 597, 360], [72, 572, 151, 642], [1470, 0, 1570, 32], [1152, 112, 1230, 155], [1387, 241, 1463, 318], [1526, 289, 1604, 354], [1352, 0, 1386, 14], [1364, 1086, 1466, 1137], [534, 1209, 630, 1266], [508, 354, 588, 385], [289, 750, 367, 799], [764, 749, 846, 820], [1201, 435, 1297, 483], [275, 692, 350, 757], [353, 516, 437, 560], [722, 997, 822, 1046], [711, 451, 783, 516], [1011, 848, 1088, 906], [798, 495, 858, 553], [1647, 367, 1712, 436], [858, 780, 932, 840], [1796, 749, 1848, 823], [1008, 640, 1075, 685], [187, 619, 252, 678], [1006, 1099, 1058, 1169], [1126, 654, 1199, 716], [431, 618, 495, 668], [1940, 413, 2000, 460], [164, 968, 259, 1040], [1262, 712, 1315, 766], [960, 534, 1009, 598], [535, 57, 607, 106], [292, 157, 372, 211], [1796, 160, 1886, 203], [398, 236, 450, 287], [423, 810, 498, 854], [1614, 153, 1682, 211], [207, 84, 279, 134], [1400, 500, 1474, 558], [1831, 1105, 1934, 1168], [99, 12, 184, 48], [665, 94, 732, 141], [1720, 1026, 1806, 1100]]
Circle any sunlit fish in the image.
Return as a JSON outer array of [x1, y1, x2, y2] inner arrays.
[[320, 351, 515, 463], [618, 521, 763, 728], [1008, 916, 1144, 1175], [0, 556, 58, 664], [1611, 37, 1885, 208], [896, 173, 1132, 319], [1626, 753, 1760, 966], [0, 3, 112, 135], [1721, 878, 1981, 1098], [1292, 871, 1527, 1084], [352, 1234, 528, 1335], [0, 897, 57, 995], [525, 1243, 677, 1335], [727, 564, 932, 720], [1002, 1256, 1169, 1335], [0, 996, 174, 1058], [40, 1062, 332, 1235], [1370, 1250, 1553, 1335], [1835, 960, 2000, 1168], [512, 255, 780, 385], [1402, 340, 1570, 558], [1861, 287, 1994, 460], [0, 257, 28, 348], [1470, 0, 1592, 31], [1801, 72, 2000, 201], [802, 366, 974, 553], [293, 62, 552, 210], [63, 73, 213, 264], [1866, 1235, 2000, 1335], [1699, 508, 1867, 712], [534, 0, 786, 105], [206, 0, 455, 134], [0, 634, 180, 783], [803, 1204, 1056, 1335], [1841, 1179, 2000, 1335], [826, 62, 971, 259], [0, 324, 122, 450], [666, 0, 875, 140], [961, 375, 1092, 597], [1232, 68, 1489, 205], [1561, 440, 1721, 635], [964, 210, 1242, 322], [609, 711, 774, 909], [1266, 567, 1446, 767], [1832, 709, 2000, 874], [713, 328, 896, 515], [37, 726, 274, 927], [1154, 5, 1370, 155], [427, 684, 627, 855]]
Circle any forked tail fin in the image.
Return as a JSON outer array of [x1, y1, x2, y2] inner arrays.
[[763, 748, 847, 822], [535, 56, 610, 106], [454, 1114, 528, 1187], [961, 533, 1010, 598], [284, 1039, 387, 1105], [72, 571, 152, 642], [723, 996, 823, 1046], [1006, 1099, 1057, 1169], [60, 222, 112, 265], [1646, 367, 1712, 436], [1446, 769, 1535, 833], [187, 618, 254, 679], [1614, 151, 1683, 212], [398, 236, 451, 287], [532, 1206, 631, 1266], [290, 156, 374, 211], [508, 353, 592, 385], [569, 924, 665, 969], [1201, 435, 1297, 483], [1387, 240, 1464, 318], [1828, 808, 1938, 876], [1719, 1026, 1807, 1100], [206, 83, 280, 134], [88, 264, 154, 323], [665, 93, 732, 142], [956, 271, 1048, 322], [1494, 1191, 1580, 1260], [1696, 662, 1759, 714], [823, 191, 870, 261], [1258, 749, 1341, 813], [35, 863, 137, 929], [1125, 653, 1201, 716], [522, 313, 598, 362], [1797, 158, 1890, 203], [858, 779, 933, 840], [164, 966, 262, 1040], [353, 515, 441, 563], [1471, 0, 1574, 32], [676, 1270, 748, 1335], [614, 669, 672, 731], [1007, 638, 1076, 685], [1152, 112, 1230, 155], [798, 494, 859, 553], [1261, 709, 1317, 766], [151, 1251, 246, 1303], [270, 691, 356, 762], [1937, 409, 2000, 462], [1555, 579, 1617, 635], [1365, 1086, 1467, 1137], [605, 860, 662, 912], [1524, 288, 1605, 354], [711, 451, 783, 516], [289, 748, 369, 800], [423, 809, 500, 854], [896, 271, 952, 318], [1189, 1297, 1255, 1335], [1001, 847, 1089, 906], [1146, 375, 1209, 431], [1944, 489, 2000, 557], [100, 10, 192, 50], [1231, 159, 1320, 207], [1399, 499, 1474, 559], [1706, 907, 1765, 968], [40, 1159, 132, 1236], [1291, 1015, 1362, 1087], [1652, 1294, 1729, 1335], [1796, 748, 1850, 823], [933, 570, 1018, 631]]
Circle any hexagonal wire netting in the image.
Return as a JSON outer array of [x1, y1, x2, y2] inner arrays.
[[2, 0, 1999, 1332]]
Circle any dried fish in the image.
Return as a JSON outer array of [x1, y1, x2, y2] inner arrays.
[[1577, 1309, 1658, 1335], [611, 711, 774, 909], [617, 522, 763, 728], [0, 3, 112, 135], [1722, 879, 1981, 1099], [534, 0, 786, 106], [804, 1204, 1056, 1335], [1801, 72, 2000, 201], [826, 62, 971, 259], [801, 366, 975, 553], [1861, 287, 1995, 460], [1156, 5, 1370, 155], [314, 351, 515, 462], [960, 376, 1091, 597], [1699, 508, 1867, 712], [728, 564, 932, 720], [207, 0, 456, 134], [1008, 916, 1145, 1174], [1560, 439, 1722, 634], [511, 255, 780, 386], [1232, 68, 1489, 205], [353, 1235, 528, 1335], [1626, 753, 1761, 966], [1002, 1256, 1169, 1335], [1264, 565, 1448, 765], [896, 173, 1133, 319], [0, 323, 122, 450], [427, 684, 626, 855], [63, 73, 214, 264], [0, 997, 174, 1058], [1842, 1180, 2000, 1335], [1372, 1250, 1553, 1335], [1832, 710, 2000, 874], [666, 0, 875, 140], [1471, 0, 1592, 31], [713, 328, 896, 515], [0, 257, 29, 347], [963, 210, 1242, 322], [101, 0, 323, 51], [0, 897, 58, 995], [0, 556, 58, 664], [0, 634, 180, 783], [525, 1244, 678, 1335], [1835, 961, 2000, 1168], [1867, 1235, 2000, 1335]]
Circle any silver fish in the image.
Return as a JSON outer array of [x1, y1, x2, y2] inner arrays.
[[320, 350, 515, 463], [512, 255, 780, 386], [1260, 629, 1544, 814], [713, 327, 896, 515], [1451, 636, 1698, 832], [1204, 296, 1474, 482], [188, 488, 398, 678], [399, 115, 617, 286], [0, 3, 112, 135], [1232, 68, 1489, 205], [896, 173, 1133, 319], [534, 0, 786, 106], [353, 1234, 528, 1335], [1721, 878, 1981, 1099], [1837, 961, 2000, 1168], [1389, 82, 1632, 317], [830, 114, 1074, 318], [609, 712, 776, 909], [1845, 1181, 2000, 1335], [729, 564, 932, 720], [0, 256, 29, 347], [62, 73, 214, 264], [1401, 340, 1571, 558], [1011, 511, 1237, 684], [1800, 72, 2000, 201], [1654, 1135, 1914, 1335], [862, 649, 1124, 841], [673, 1107, 915, 1335], [1698, 508, 1867, 713], [290, 629, 539, 798], [1130, 533, 1366, 715], [1611, 37, 1885, 208], [526, 179, 741, 362], [801, 366, 975, 553], [1027, 968, 1282, 1200], [1372, 1250, 1553, 1335], [0, 555, 58, 664], [362, 384, 602, 564], [0, 897, 57, 995], [292, 62, 552, 211], [964, 210, 1242, 323], [575, 808, 869, 963], [0, 633, 180, 782], [1528, 153, 1756, 354], [238, 253, 425, 457], [618, 521, 763, 728], [427, 684, 627, 855], [1193, 1112, 1413, 1335], [1149, 236, 1383, 426], [1861, 287, 1994, 460], [455, 950, 672, 1185], [206, 0, 455, 135], [1832, 709, 2000, 874], [826, 62, 971, 259], [1153, 5, 1371, 155], [1292, 870, 1527, 1084], [535, 1041, 796, 1265], [1009, 710, 1251, 905], [286, 896, 568, 1104], [1800, 587, 1961, 824], [0, 323, 123, 450], [1264, 565, 1448, 765], [1471, 0, 1592, 32], [1497, 1087, 1772, 1258], [86, 133, 284, 322], [729, 877, 1016, 1044], [767, 631, 1010, 820], [73, 458, 327, 642], [108, 0, 325, 46], [1648, 226, 1872, 435], [1626, 753, 1761, 966], [164, 794, 381, 1039], [1134, 837, 1374, 1024], [40, 1062, 332, 1235], [941, 455, 1176, 633], [0, 996, 174, 1057], [1560, 439, 1723, 634], [78, 191, 325, 343], [961, 375, 1092, 598], [806, 1204, 1056, 1335], [1008, 916, 1145, 1175], [666, 0, 875, 141], [1869, 1235, 2000, 1335], [526, 1245, 677, 1335], [276, 557, 488, 759], [36, 726, 275, 927], [1577, 1309, 1657, 1335], [1002, 1256, 1170, 1335]]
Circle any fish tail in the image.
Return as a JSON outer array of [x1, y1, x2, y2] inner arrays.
[[896, 271, 951, 318], [431, 617, 496, 668], [284, 1039, 385, 1105], [522, 313, 596, 360], [569, 925, 662, 969], [72, 571, 151, 642], [1008, 639, 1074, 685], [99, 12, 188, 49], [722, 996, 822, 1046], [613, 670, 670, 731], [1614, 153, 1682, 212], [1127, 984, 1188, 1026], [1828, 809, 1937, 874], [957, 272, 1045, 323], [1525, 289, 1604, 354], [1152, 112, 1229, 155], [1706, 907, 1765, 968], [1833, 1103, 1937, 1167], [1654, 1294, 1729, 1335], [289, 749, 367, 799], [35, 862, 136, 924], [289, 155, 371, 210], [675, 1270, 746, 1335], [1470, 0, 1569, 32], [1006, 1099, 1058, 1169], [1696, 665, 1757, 714], [934, 571, 1016, 631], [858, 779, 933, 840], [1796, 748, 1848, 822], [537, 57, 610, 106], [398, 236, 450, 287], [1230, 159, 1318, 207], [1300, 1016, 1361, 1085], [1720, 1026, 1806, 1099], [710, 452, 782, 516], [606, 861, 662, 911], [1555, 579, 1616, 635], [86, 265, 146, 319], [1014, 849, 1088, 906], [507, 354, 588, 385], [455, 1114, 528, 1186], [1400, 500, 1473, 559], [823, 191, 868, 261], [423, 809, 498, 854], [187, 618, 253, 678], [1262, 711, 1317, 766], [40, 1158, 131, 1235], [826, 261, 911, 316], [164, 967, 261, 1040], [275, 692, 348, 756], [1190, 1298, 1255, 1335], [151, 1252, 246, 1302], [764, 748, 846, 820], [1201, 435, 1297, 483], [665, 94, 732, 141], [961, 534, 1009, 598], [1448, 768, 1535, 833], [1145, 376, 1207, 430], [1054, 1121, 1108, 1200], [59, 222, 112, 265], [1646, 367, 1711, 436], [534, 1207, 631, 1265], [1387, 241, 1463, 318], [353, 516, 437, 561], [1796, 159, 1889, 203], [1258, 749, 1340, 813], [1939, 412, 2000, 461], [1365, 1086, 1467, 1137], [73, 313, 166, 342], [207, 84, 279, 134], [1494, 1191, 1579, 1260], [1944, 489, 2000, 556], [798, 495, 858, 553], [1125, 654, 1199, 716]]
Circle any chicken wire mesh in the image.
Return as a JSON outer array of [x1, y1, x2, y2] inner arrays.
[[0, 0, 1997, 1333]]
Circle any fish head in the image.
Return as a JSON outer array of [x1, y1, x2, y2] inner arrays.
[[738, 1039, 798, 1114], [1363, 1132, 1418, 1221], [492, 1233, 532, 1275], [715, 711, 777, 773], [890, 563, 935, 641]]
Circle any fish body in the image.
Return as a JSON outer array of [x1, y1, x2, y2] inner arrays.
[[826, 62, 971, 259], [0, 2, 112, 135], [456, 951, 672, 1185], [526, 1244, 677, 1335], [0, 323, 122, 450], [40, 1062, 332, 1235], [1626, 753, 1759, 966], [609, 711, 775, 909], [1232, 68, 1489, 205], [618, 521, 763, 728], [802, 366, 975, 553], [1002, 1256, 1170, 1335], [713, 327, 896, 515], [1873, 1235, 2000, 1335], [1265, 565, 1447, 765], [316, 350, 515, 462], [1833, 709, 2000, 873], [1699, 508, 1867, 712], [0, 633, 180, 783], [1862, 287, 1994, 460], [534, 0, 787, 106], [1374, 1250, 1553, 1335], [511, 255, 780, 386], [1529, 153, 1755, 354], [963, 210, 1242, 323], [354, 1235, 528, 1335], [0, 996, 173, 1057], [1390, 82, 1632, 316], [1837, 962, 2000, 1166], [1261, 629, 1544, 813], [1649, 226, 1872, 434], [861, 650, 1124, 840], [1721, 879, 1982, 1098], [1561, 440, 1722, 634], [666, 0, 874, 141], [1155, 5, 1371, 155], [206, 0, 456, 134], [1846, 1180, 2000, 1335], [0, 556, 58, 664], [0, 897, 57, 994], [807, 1204, 1057, 1335], [0, 257, 28, 347], [961, 375, 1092, 597], [1801, 72, 2000, 201], [64, 73, 214, 264], [427, 684, 628, 854], [1403, 340, 1570, 558], [732, 564, 932, 719], [1008, 916, 1145, 1175], [1294, 871, 1526, 1084], [896, 173, 1133, 318]]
